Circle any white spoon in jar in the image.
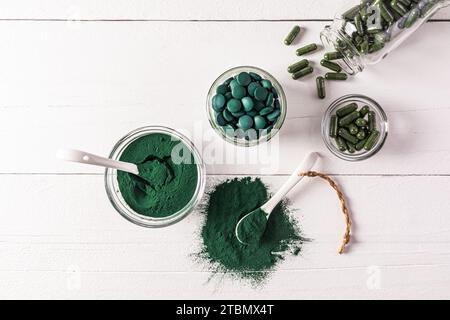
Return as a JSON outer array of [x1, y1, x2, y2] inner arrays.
[[235, 152, 319, 245], [56, 148, 140, 176]]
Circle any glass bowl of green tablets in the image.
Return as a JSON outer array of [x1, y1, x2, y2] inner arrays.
[[207, 66, 287, 147], [321, 95, 388, 161], [104, 126, 206, 228]]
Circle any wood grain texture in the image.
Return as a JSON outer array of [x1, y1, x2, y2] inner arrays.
[[0, 21, 449, 175], [0, 0, 449, 20], [1, 175, 450, 299], [0, 0, 450, 300]]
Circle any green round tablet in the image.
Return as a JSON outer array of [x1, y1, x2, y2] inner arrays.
[[238, 115, 254, 130], [247, 82, 261, 97], [254, 87, 269, 102], [216, 113, 227, 126], [261, 79, 272, 89], [212, 94, 226, 111], [232, 85, 246, 99], [267, 109, 281, 122], [254, 115, 267, 130], [259, 107, 274, 116], [216, 84, 229, 95], [223, 109, 234, 122], [265, 93, 274, 107], [227, 99, 242, 113], [236, 72, 251, 86], [241, 97, 254, 112]]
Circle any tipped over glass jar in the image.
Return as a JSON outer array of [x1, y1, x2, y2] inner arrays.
[[321, 0, 450, 74]]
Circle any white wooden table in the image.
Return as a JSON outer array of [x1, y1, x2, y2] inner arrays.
[[1, 0, 450, 300]]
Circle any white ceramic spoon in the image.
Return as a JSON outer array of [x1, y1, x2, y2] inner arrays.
[[56, 148, 139, 175], [235, 152, 319, 245]]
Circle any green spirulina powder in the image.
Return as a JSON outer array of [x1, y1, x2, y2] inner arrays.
[[117, 133, 198, 217], [199, 177, 304, 284]]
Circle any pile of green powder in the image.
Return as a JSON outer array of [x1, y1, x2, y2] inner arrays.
[[117, 133, 198, 217], [198, 177, 305, 284]]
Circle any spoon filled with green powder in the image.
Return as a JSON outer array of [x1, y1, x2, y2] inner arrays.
[[235, 152, 319, 245]]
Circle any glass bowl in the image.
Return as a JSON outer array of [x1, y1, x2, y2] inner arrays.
[[322, 95, 389, 161], [104, 126, 206, 228], [206, 66, 287, 147]]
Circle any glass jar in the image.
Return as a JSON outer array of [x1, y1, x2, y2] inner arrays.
[[104, 126, 206, 228], [321, 0, 450, 74], [322, 95, 389, 161], [206, 66, 287, 147]]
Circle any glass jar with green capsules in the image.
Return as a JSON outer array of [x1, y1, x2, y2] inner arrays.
[[320, 0, 450, 74], [322, 95, 388, 161]]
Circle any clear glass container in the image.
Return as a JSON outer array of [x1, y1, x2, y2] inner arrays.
[[322, 95, 389, 161], [104, 126, 206, 228], [206, 66, 287, 147], [321, 0, 450, 74]]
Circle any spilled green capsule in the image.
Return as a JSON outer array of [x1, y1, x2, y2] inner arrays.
[[292, 66, 313, 79], [296, 43, 318, 56], [316, 76, 326, 99], [287, 59, 309, 73], [320, 59, 342, 73], [284, 25, 301, 45], [325, 72, 348, 81]]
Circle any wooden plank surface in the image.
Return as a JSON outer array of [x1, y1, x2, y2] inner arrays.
[[0, 0, 449, 20], [0, 21, 450, 175], [1, 0, 450, 300], [1, 175, 450, 299]]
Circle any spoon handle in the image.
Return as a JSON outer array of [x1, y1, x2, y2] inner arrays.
[[262, 152, 319, 215], [56, 148, 139, 175]]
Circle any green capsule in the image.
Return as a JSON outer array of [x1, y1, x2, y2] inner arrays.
[[379, 2, 395, 23], [390, 0, 408, 15], [348, 124, 359, 135], [329, 115, 338, 138], [354, 13, 364, 35], [335, 136, 347, 152], [405, 8, 420, 28], [316, 76, 326, 99], [296, 43, 318, 56], [356, 130, 366, 140], [325, 72, 348, 81], [336, 103, 358, 117], [369, 42, 385, 54], [359, 105, 370, 117], [324, 51, 344, 60], [320, 59, 342, 72], [284, 25, 301, 45], [287, 59, 309, 73], [338, 128, 359, 145], [292, 66, 313, 80], [355, 117, 368, 127], [364, 130, 380, 151], [339, 110, 360, 126], [355, 138, 367, 151], [368, 111, 376, 131], [347, 143, 356, 154]]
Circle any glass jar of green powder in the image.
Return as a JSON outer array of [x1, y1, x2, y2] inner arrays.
[[322, 94, 389, 161], [207, 66, 287, 147], [105, 126, 206, 228], [321, 0, 450, 74]]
